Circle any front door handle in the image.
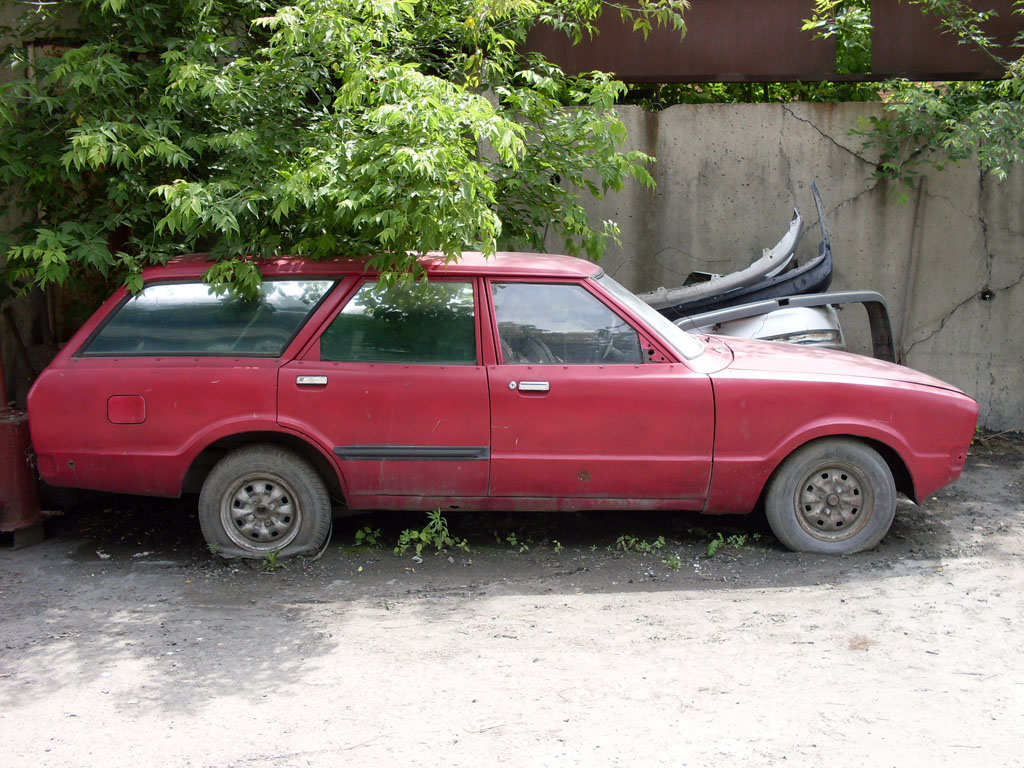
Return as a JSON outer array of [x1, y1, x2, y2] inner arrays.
[[516, 381, 550, 393], [296, 375, 328, 386]]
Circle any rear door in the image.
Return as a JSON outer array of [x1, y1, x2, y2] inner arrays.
[[485, 280, 714, 505], [278, 278, 491, 502]]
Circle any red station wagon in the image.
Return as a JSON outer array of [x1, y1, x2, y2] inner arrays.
[[28, 252, 978, 558]]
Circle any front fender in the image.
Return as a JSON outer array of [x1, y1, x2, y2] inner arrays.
[[705, 375, 977, 514], [704, 418, 916, 514]]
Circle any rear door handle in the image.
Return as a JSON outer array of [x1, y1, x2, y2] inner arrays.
[[516, 381, 550, 392], [296, 375, 328, 386]]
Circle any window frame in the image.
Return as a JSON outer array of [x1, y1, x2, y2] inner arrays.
[[305, 276, 484, 367], [75, 278, 339, 359], [485, 277, 651, 366]]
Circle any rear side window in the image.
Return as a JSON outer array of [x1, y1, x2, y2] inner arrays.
[[320, 280, 476, 364], [82, 280, 335, 357]]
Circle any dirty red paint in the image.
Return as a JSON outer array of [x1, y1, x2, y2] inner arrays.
[[28, 252, 977, 521]]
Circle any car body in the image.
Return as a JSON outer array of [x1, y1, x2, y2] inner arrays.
[[28, 251, 978, 557]]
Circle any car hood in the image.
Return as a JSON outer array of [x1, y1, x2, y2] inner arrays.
[[714, 336, 966, 393]]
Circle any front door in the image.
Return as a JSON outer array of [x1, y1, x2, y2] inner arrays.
[[486, 280, 714, 504], [278, 278, 490, 501]]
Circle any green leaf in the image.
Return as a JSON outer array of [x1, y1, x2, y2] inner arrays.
[[1, 0, 689, 296]]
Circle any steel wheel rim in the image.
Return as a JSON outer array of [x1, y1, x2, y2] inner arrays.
[[794, 462, 873, 542], [220, 472, 302, 552]]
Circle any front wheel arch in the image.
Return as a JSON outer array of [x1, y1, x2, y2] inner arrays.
[[858, 437, 915, 502], [763, 437, 900, 554], [763, 434, 915, 504]]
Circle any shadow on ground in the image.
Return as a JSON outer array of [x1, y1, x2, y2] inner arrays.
[[3, 449, 1017, 717]]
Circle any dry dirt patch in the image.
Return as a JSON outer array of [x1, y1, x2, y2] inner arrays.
[[1, 450, 1022, 767]]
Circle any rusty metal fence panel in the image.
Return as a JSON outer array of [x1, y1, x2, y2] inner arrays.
[[527, 0, 1022, 82], [872, 0, 1021, 79], [525, 0, 837, 82]]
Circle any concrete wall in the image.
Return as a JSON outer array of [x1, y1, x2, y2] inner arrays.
[[575, 102, 1024, 431]]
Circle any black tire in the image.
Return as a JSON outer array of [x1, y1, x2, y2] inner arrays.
[[765, 438, 897, 554], [198, 446, 332, 559]]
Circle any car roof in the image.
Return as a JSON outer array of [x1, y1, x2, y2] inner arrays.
[[141, 251, 602, 282]]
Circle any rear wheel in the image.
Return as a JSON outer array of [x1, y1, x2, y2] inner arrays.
[[765, 439, 896, 554], [198, 446, 331, 559]]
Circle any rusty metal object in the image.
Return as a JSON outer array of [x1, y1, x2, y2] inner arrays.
[[0, 408, 44, 543], [525, 0, 836, 82], [0, 311, 42, 545], [0, 332, 6, 406], [528, 0, 1022, 82], [872, 0, 1022, 79]]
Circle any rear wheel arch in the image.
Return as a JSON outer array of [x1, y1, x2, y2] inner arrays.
[[181, 430, 346, 504]]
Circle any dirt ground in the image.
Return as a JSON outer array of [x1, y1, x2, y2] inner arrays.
[[1, 439, 1023, 768]]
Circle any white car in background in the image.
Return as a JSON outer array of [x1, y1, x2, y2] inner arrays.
[[640, 182, 896, 362]]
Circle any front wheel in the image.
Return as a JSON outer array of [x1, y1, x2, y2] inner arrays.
[[198, 446, 332, 559], [765, 439, 897, 554]]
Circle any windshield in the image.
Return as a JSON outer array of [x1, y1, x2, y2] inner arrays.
[[594, 273, 706, 360]]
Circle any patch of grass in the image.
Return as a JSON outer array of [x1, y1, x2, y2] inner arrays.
[[662, 553, 682, 570], [705, 532, 760, 558], [353, 525, 383, 547], [615, 534, 666, 553], [395, 509, 469, 557], [505, 532, 530, 553], [262, 550, 285, 572]]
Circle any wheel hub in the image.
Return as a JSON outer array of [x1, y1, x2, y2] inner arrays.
[[221, 475, 302, 551], [796, 465, 871, 541]]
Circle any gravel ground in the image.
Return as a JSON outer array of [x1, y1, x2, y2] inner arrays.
[[1, 440, 1022, 767]]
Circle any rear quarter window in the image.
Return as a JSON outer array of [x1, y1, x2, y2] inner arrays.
[[81, 279, 335, 357]]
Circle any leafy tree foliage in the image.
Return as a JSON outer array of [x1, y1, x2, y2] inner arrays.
[[624, 80, 881, 110], [0, 0, 686, 295], [802, 0, 872, 75], [806, 0, 1024, 184]]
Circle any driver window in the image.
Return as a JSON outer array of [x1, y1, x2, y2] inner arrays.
[[491, 282, 643, 365]]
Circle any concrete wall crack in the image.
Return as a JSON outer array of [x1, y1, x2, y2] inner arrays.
[[904, 264, 1024, 359], [922, 190, 979, 226], [781, 106, 878, 168], [817, 183, 882, 228], [978, 172, 994, 287]]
